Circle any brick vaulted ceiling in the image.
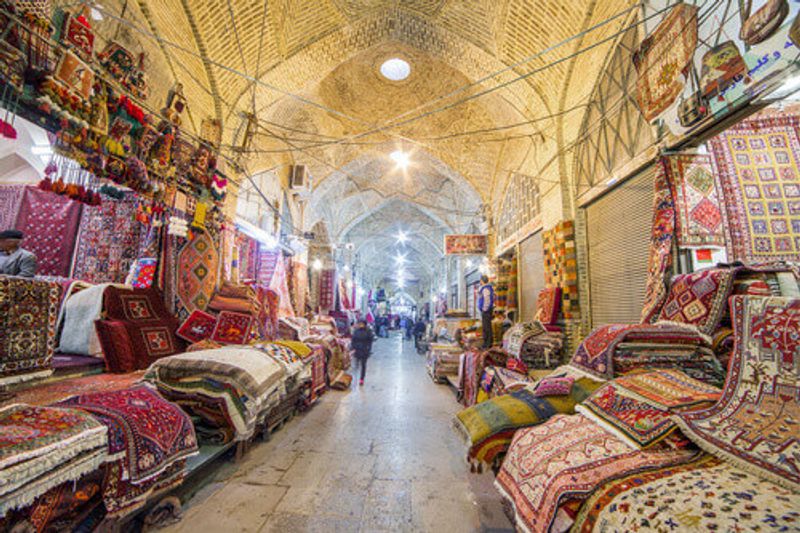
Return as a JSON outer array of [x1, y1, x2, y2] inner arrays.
[[70, 0, 636, 282]]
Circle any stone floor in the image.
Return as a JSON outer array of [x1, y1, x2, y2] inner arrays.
[[162, 334, 513, 532]]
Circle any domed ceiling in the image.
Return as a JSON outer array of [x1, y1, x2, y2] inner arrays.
[[60, 0, 637, 285]]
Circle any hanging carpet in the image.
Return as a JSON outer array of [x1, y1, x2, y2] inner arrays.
[[663, 153, 725, 247], [0, 185, 25, 232], [172, 232, 219, 321]]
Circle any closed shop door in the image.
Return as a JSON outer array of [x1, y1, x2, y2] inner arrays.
[[586, 166, 656, 326], [518, 231, 545, 322]]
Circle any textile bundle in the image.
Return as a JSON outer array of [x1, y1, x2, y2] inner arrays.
[[0, 276, 61, 385], [0, 404, 108, 517]]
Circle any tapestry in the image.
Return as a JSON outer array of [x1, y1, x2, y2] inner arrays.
[[574, 455, 800, 533], [319, 269, 335, 309], [71, 193, 142, 283], [58, 385, 197, 484], [176, 310, 217, 344], [674, 295, 800, 491], [0, 185, 25, 231], [15, 187, 82, 277], [641, 159, 676, 323], [211, 311, 253, 344], [656, 267, 736, 335], [709, 115, 800, 262], [9, 371, 145, 406], [453, 377, 603, 465], [535, 287, 561, 325], [0, 277, 61, 384], [0, 404, 107, 516], [611, 368, 721, 410], [495, 414, 698, 533], [632, 3, 698, 121], [576, 382, 680, 449], [175, 232, 219, 320], [664, 153, 725, 247]]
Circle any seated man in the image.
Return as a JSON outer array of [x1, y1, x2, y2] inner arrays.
[[0, 229, 37, 277]]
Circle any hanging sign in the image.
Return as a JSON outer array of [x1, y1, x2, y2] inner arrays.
[[444, 234, 488, 255]]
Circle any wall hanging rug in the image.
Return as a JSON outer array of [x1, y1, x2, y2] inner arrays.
[[176, 310, 217, 344], [291, 259, 309, 316], [632, 3, 698, 121], [210, 311, 253, 344], [58, 385, 197, 486], [270, 255, 295, 318], [257, 249, 280, 287], [453, 377, 603, 466], [641, 159, 676, 323], [573, 455, 800, 533], [663, 153, 726, 247], [0, 404, 108, 517], [15, 187, 82, 277], [0, 277, 61, 385], [71, 193, 142, 284], [656, 267, 736, 336], [0, 185, 25, 232], [495, 414, 698, 533], [235, 232, 260, 281], [174, 232, 219, 321], [319, 269, 335, 309], [674, 295, 800, 491], [708, 115, 800, 262]]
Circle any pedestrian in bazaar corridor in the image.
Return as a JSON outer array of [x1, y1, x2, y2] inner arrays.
[[478, 274, 495, 348], [0, 229, 37, 278], [351, 319, 375, 386]]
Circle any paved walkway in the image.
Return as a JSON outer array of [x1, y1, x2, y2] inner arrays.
[[164, 334, 512, 532]]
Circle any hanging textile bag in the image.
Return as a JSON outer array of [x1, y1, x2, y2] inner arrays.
[[700, 41, 747, 100], [739, 0, 789, 45]]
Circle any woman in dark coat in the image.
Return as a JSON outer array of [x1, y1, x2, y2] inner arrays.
[[351, 319, 375, 386]]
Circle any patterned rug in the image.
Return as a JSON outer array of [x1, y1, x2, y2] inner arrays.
[[656, 267, 737, 336], [0, 185, 25, 232], [664, 153, 725, 247], [0, 277, 61, 385], [71, 193, 142, 283], [709, 115, 800, 262], [58, 385, 197, 484], [612, 368, 721, 410], [15, 187, 82, 277], [641, 159, 676, 323], [6, 372, 144, 406], [319, 269, 335, 309], [175, 232, 219, 321], [674, 295, 800, 491], [574, 455, 800, 533], [258, 250, 280, 287], [495, 414, 697, 533], [270, 255, 295, 318], [632, 3, 698, 121], [0, 403, 107, 516], [502, 322, 546, 357]]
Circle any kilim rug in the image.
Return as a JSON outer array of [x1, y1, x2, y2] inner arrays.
[[0, 277, 61, 385], [71, 193, 142, 283], [574, 455, 800, 533], [663, 153, 725, 247], [641, 159, 676, 323], [674, 295, 800, 491], [174, 232, 219, 321], [656, 267, 736, 336], [611, 368, 721, 410], [632, 3, 698, 121], [709, 115, 800, 262], [0, 185, 25, 231], [495, 414, 698, 533], [15, 187, 82, 277], [319, 269, 335, 309]]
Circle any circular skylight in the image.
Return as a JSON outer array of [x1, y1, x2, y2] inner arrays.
[[380, 58, 411, 81]]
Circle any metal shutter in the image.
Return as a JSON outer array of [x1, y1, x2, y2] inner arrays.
[[518, 231, 545, 322], [586, 166, 656, 326]]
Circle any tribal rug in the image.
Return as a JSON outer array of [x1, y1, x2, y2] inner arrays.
[[0, 404, 107, 516], [0, 185, 25, 232], [656, 267, 737, 336], [612, 368, 721, 410], [632, 3, 698, 121], [15, 187, 82, 277], [270, 255, 295, 318], [664, 153, 725, 247], [0, 277, 61, 385], [502, 322, 546, 357], [58, 385, 197, 484], [574, 455, 800, 533], [7, 371, 144, 406], [674, 295, 800, 491], [258, 249, 280, 287], [535, 288, 561, 325], [319, 269, 335, 309], [174, 232, 219, 321], [641, 159, 676, 324], [709, 115, 800, 262], [495, 414, 698, 533], [71, 193, 142, 283]]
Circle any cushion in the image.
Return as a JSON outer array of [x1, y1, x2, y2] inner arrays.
[[211, 311, 253, 344], [532, 375, 574, 397], [656, 268, 736, 336], [95, 317, 184, 373], [208, 294, 258, 315], [535, 287, 562, 325], [103, 286, 172, 323], [176, 310, 218, 343], [95, 319, 136, 373]]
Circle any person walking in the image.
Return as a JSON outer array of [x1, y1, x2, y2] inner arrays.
[[351, 319, 374, 386], [477, 275, 495, 348]]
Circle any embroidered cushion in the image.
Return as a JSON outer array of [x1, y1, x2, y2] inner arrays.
[[656, 268, 736, 335], [532, 376, 574, 397], [176, 310, 217, 344]]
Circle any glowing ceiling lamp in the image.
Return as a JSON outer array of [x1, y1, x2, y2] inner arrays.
[[312, 258, 323, 271], [380, 58, 411, 81], [396, 230, 409, 244], [390, 150, 410, 170]]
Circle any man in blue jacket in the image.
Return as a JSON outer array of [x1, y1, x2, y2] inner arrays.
[[477, 275, 495, 348]]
